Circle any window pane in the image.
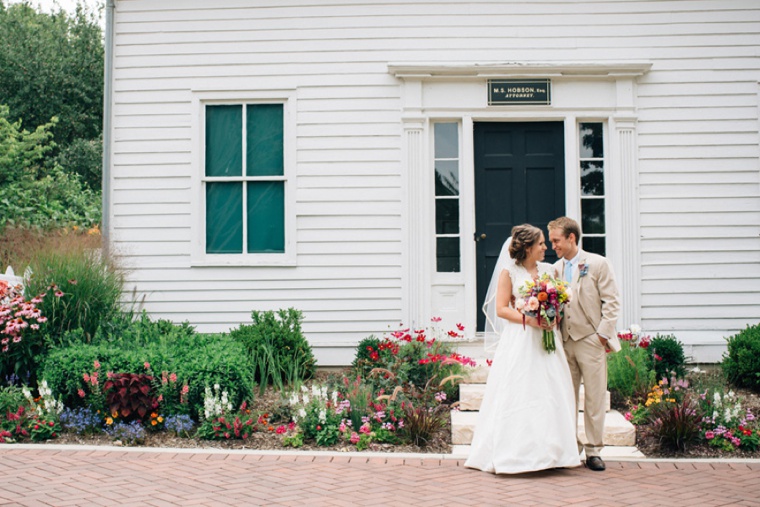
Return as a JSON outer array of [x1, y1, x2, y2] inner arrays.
[[206, 182, 243, 253], [436, 237, 460, 272], [583, 236, 606, 257], [434, 123, 458, 159], [579, 123, 603, 158], [435, 160, 459, 196], [247, 104, 284, 176], [580, 161, 605, 196], [435, 198, 459, 234], [581, 199, 606, 234], [206, 105, 242, 177], [247, 181, 285, 253]]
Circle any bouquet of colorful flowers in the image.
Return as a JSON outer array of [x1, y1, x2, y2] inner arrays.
[[515, 274, 571, 353]]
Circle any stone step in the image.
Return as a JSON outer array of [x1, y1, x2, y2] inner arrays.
[[458, 383, 610, 413], [450, 409, 635, 446], [449, 444, 645, 460]]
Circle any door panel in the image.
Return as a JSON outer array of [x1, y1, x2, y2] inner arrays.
[[474, 122, 565, 331]]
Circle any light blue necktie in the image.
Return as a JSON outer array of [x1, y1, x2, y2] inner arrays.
[[565, 260, 573, 283]]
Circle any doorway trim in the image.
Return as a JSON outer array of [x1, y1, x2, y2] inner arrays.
[[391, 61, 652, 337]]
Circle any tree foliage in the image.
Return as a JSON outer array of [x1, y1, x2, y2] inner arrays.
[[0, 1, 104, 147], [0, 104, 100, 229]]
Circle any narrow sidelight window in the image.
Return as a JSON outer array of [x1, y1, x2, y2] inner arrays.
[[578, 122, 606, 256], [433, 123, 461, 272]]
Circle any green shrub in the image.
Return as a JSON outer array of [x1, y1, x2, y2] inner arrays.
[[722, 323, 760, 392], [648, 334, 687, 379], [25, 240, 124, 344], [230, 308, 316, 393], [607, 341, 655, 402], [40, 344, 141, 407]]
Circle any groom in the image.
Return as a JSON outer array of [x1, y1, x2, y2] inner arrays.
[[548, 217, 620, 472]]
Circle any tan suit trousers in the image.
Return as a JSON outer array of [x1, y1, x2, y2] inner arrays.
[[563, 333, 607, 458]]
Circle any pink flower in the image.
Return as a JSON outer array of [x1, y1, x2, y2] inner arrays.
[[275, 425, 287, 435], [83, 373, 90, 382], [359, 422, 371, 435], [430, 317, 442, 323], [624, 412, 633, 422], [456, 323, 465, 331], [78, 389, 86, 398], [704, 431, 715, 440], [93, 360, 101, 369], [527, 297, 539, 311], [169, 373, 177, 383], [350, 432, 360, 444], [144, 362, 150, 369], [54, 290, 65, 298], [68, 279, 78, 285]]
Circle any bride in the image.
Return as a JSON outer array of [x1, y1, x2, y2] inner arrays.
[[464, 224, 580, 474]]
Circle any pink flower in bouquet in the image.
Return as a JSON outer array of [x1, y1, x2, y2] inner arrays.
[[527, 297, 539, 311]]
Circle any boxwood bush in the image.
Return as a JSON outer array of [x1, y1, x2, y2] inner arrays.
[[648, 334, 687, 380], [722, 323, 760, 392], [41, 332, 256, 420]]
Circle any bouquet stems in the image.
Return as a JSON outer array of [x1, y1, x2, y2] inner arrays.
[[542, 330, 556, 353]]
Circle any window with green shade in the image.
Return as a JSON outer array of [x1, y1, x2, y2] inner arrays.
[[433, 122, 461, 272], [204, 103, 286, 255], [578, 122, 606, 256]]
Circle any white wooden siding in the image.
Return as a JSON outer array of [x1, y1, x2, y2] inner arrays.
[[111, 0, 760, 363]]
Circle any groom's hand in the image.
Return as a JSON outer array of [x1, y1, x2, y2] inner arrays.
[[598, 334, 611, 351]]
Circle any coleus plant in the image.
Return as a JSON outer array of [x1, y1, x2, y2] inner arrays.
[[103, 373, 159, 422]]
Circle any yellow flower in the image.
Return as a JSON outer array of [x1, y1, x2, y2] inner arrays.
[[106, 417, 113, 425], [157, 416, 164, 423]]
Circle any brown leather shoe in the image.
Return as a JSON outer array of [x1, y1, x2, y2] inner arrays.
[[586, 456, 606, 471]]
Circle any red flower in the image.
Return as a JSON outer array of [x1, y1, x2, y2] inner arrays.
[[486, 359, 493, 367], [456, 323, 465, 331], [654, 354, 662, 361]]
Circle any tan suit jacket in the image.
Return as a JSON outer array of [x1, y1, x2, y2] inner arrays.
[[554, 250, 621, 352]]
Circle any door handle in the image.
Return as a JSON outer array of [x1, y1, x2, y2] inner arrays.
[[474, 233, 486, 242]]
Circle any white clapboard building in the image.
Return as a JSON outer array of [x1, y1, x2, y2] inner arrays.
[[102, 0, 760, 364]]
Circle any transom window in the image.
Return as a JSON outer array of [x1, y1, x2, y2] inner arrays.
[[578, 122, 606, 256], [204, 104, 285, 254], [433, 122, 461, 272]]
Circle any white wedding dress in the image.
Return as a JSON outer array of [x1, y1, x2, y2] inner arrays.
[[464, 261, 580, 474]]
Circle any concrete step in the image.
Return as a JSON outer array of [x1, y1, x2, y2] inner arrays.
[[450, 409, 635, 446], [458, 383, 610, 413], [450, 444, 645, 460]]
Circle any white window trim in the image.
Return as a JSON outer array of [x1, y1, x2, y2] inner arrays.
[[190, 89, 297, 266]]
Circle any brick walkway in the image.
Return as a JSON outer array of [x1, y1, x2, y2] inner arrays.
[[1, 446, 759, 507]]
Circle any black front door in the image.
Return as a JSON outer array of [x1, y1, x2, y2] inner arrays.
[[474, 121, 565, 331]]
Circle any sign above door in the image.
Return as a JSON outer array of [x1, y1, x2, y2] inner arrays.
[[488, 79, 551, 105]]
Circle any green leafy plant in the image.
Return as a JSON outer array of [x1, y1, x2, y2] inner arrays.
[[722, 323, 760, 392], [103, 373, 158, 423], [230, 308, 316, 394], [607, 340, 655, 402], [351, 323, 473, 403], [648, 334, 687, 380]]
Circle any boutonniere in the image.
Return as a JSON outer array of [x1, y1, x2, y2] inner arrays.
[[578, 263, 589, 278]]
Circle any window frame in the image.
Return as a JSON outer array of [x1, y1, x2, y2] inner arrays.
[[191, 90, 296, 266]]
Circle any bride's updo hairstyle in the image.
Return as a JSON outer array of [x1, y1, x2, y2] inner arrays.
[[508, 224, 542, 264]]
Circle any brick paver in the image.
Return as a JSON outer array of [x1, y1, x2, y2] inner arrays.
[[1, 446, 759, 506]]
